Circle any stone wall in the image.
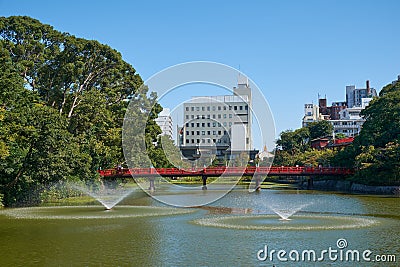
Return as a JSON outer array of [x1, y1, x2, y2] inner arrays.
[[299, 179, 400, 195]]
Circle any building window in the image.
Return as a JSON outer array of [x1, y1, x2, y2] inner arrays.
[[212, 106, 216, 111], [218, 123, 221, 127], [191, 115, 194, 119], [197, 139, 200, 143], [207, 139, 211, 143], [196, 115, 200, 119], [213, 139, 216, 143], [218, 114, 221, 119], [196, 131, 200, 135], [223, 106, 227, 110], [229, 122, 232, 126], [196, 123, 200, 127], [186, 123, 189, 127], [245, 105, 248, 110], [196, 107, 200, 111], [218, 106, 221, 111], [191, 131, 194, 135], [212, 122, 216, 127], [191, 139, 194, 143], [207, 115, 210, 119], [207, 131, 211, 135], [191, 107, 194, 111], [213, 114, 216, 119], [224, 131, 227, 135], [186, 107, 189, 111], [186, 139, 189, 143], [239, 106, 243, 110], [213, 131, 216, 135], [218, 130, 221, 135], [202, 107, 205, 111], [186, 115, 189, 119], [202, 123, 205, 127], [229, 106, 232, 110], [207, 106, 210, 111], [202, 131, 205, 135], [202, 115, 205, 119], [186, 131, 189, 135], [191, 123, 195, 127], [229, 114, 232, 118], [234, 106, 238, 110], [223, 114, 227, 118], [207, 123, 211, 127]]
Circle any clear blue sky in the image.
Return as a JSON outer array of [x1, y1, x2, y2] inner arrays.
[[1, 0, 400, 147]]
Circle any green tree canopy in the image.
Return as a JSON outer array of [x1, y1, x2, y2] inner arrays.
[[0, 16, 166, 206], [307, 120, 333, 140]]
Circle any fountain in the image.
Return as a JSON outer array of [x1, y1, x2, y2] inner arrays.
[[70, 182, 134, 210], [191, 189, 379, 230], [267, 203, 311, 221], [263, 191, 314, 221]]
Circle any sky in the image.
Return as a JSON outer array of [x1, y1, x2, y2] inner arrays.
[[1, 0, 400, 149]]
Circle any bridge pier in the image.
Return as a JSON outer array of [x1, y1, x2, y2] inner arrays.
[[307, 176, 314, 189], [202, 175, 207, 190], [149, 178, 155, 192]]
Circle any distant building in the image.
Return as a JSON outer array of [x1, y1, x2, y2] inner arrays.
[[391, 75, 400, 85], [178, 76, 258, 162], [155, 108, 173, 139], [346, 80, 377, 108], [329, 101, 347, 120], [302, 80, 377, 137], [302, 104, 323, 127]]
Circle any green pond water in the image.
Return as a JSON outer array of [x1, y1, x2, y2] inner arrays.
[[0, 187, 399, 266]]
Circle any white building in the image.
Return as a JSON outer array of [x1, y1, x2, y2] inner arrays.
[[302, 104, 323, 127], [302, 81, 377, 137], [155, 108, 173, 139], [330, 98, 373, 137], [179, 77, 254, 160], [346, 80, 377, 108]]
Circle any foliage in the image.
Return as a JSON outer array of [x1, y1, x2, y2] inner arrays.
[[293, 149, 336, 167], [307, 120, 333, 140], [276, 127, 310, 155], [335, 133, 347, 139], [0, 16, 164, 206], [332, 79, 400, 185]]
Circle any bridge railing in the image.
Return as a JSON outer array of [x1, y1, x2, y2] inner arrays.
[[98, 166, 354, 177]]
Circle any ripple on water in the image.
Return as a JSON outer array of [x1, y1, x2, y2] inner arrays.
[[192, 214, 379, 231], [0, 205, 194, 220]]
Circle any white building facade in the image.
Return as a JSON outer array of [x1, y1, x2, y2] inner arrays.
[[155, 108, 173, 139], [179, 78, 254, 160]]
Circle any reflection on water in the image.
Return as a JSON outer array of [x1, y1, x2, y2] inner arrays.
[[0, 187, 399, 266]]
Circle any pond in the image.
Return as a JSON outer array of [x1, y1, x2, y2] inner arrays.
[[0, 187, 399, 266]]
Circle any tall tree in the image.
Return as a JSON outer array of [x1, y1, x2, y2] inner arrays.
[[0, 16, 164, 206], [307, 120, 333, 140]]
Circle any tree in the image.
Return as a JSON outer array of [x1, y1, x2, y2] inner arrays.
[[0, 16, 164, 206], [307, 120, 333, 140], [335, 133, 347, 139], [332, 79, 400, 185], [276, 127, 310, 155]]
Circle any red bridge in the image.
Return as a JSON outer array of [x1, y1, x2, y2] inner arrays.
[[99, 166, 354, 178]]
